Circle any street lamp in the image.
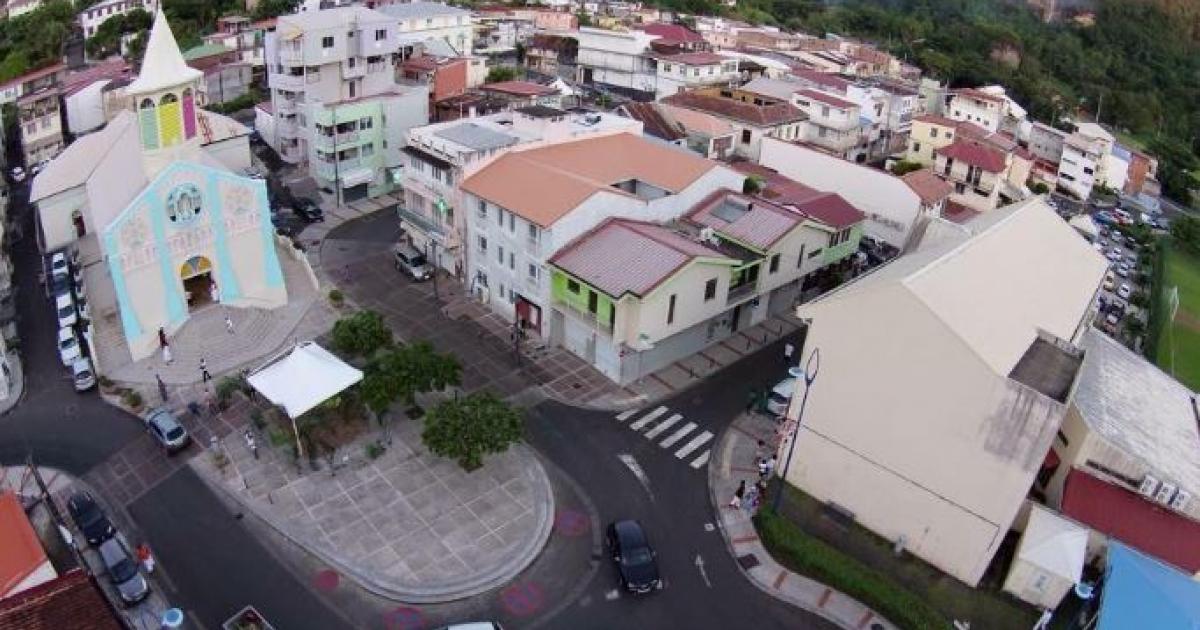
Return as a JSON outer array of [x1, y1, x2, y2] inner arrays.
[[772, 347, 820, 513]]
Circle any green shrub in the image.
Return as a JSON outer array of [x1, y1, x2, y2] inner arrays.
[[250, 410, 266, 430], [122, 389, 143, 409], [268, 426, 292, 447], [754, 509, 946, 630], [365, 441, 385, 460], [328, 289, 344, 306], [216, 376, 242, 404]]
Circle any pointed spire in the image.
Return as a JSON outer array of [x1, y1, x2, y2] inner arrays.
[[127, 10, 203, 96]]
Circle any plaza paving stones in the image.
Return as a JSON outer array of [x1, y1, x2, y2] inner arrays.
[[191, 413, 554, 603]]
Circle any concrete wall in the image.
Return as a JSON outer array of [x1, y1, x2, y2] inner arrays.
[[906, 118, 956, 166], [37, 188, 88, 252], [65, 81, 110, 135]]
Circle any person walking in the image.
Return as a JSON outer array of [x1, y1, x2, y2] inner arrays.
[[783, 342, 795, 366], [224, 313, 235, 335], [157, 327, 167, 349], [728, 480, 746, 509], [136, 543, 155, 574], [162, 343, 173, 365], [200, 358, 211, 383], [757, 457, 769, 480], [155, 374, 168, 403], [742, 483, 759, 514], [764, 455, 777, 479]]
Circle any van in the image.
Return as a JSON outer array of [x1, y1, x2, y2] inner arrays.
[[393, 244, 432, 281], [766, 378, 797, 416]]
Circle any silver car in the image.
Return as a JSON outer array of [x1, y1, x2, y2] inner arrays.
[[97, 538, 149, 605], [145, 408, 190, 453], [393, 244, 432, 281]]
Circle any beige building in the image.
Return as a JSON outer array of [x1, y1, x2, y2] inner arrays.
[[780, 197, 1106, 586]]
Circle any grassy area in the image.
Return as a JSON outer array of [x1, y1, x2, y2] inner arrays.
[[1153, 242, 1200, 389], [1113, 129, 1149, 154], [761, 486, 1038, 629]]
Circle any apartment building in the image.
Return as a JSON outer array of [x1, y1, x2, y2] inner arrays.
[[381, 2, 473, 54], [661, 87, 805, 161], [945, 86, 1026, 135], [459, 133, 744, 350], [933, 136, 1033, 212], [264, 6, 429, 202], [184, 43, 253, 105], [651, 52, 738, 100], [16, 64, 67, 166], [574, 27, 660, 100], [399, 107, 640, 276], [1057, 131, 1105, 200], [202, 15, 273, 71], [79, 0, 158, 38], [617, 101, 736, 159]]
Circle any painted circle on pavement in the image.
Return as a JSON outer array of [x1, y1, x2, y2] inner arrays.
[[499, 582, 545, 617], [313, 569, 340, 592], [554, 509, 589, 537], [382, 606, 425, 630]]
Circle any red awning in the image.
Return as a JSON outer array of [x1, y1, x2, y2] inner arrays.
[[1061, 469, 1200, 573]]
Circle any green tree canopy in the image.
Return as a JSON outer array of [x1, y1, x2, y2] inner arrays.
[[331, 311, 393, 358], [485, 65, 519, 83], [421, 392, 524, 471], [359, 341, 462, 413]]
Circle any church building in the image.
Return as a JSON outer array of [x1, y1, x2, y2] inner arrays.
[[31, 11, 287, 362]]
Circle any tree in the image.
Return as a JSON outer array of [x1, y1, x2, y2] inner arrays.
[[485, 65, 519, 83], [253, 0, 299, 20], [743, 175, 764, 195], [889, 160, 923, 176], [1124, 318, 1145, 339], [1170, 215, 1200, 256], [331, 311, 393, 358], [1029, 181, 1050, 195], [359, 341, 461, 413], [421, 392, 524, 471]]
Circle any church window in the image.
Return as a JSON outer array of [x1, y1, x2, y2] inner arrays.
[[166, 184, 203, 224], [139, 98, 159, 150], [158, 93, 182, 146]]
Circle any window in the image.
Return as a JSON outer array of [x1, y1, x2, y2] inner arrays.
[[508, 252, 515, 270], [477, 199, 487, 219], [528, 263, 538, 279], [375, 28, 386, 40], [476, 269, 488, 287], [741, 129, 752, 144], [587, 290, 598, 314], [567, 279, 580, 294], [497, 209, 504, 226], [807, 248, 822, 259], [166, 184, 203, 224], [359, 117, 373, 130], [796, 245, 805, 268], [930, 128, 938, 138], [663, 63, 672, 73], [348, 57, 356, 68], [955, 183, 966, 194], [1056, 430, 1070, 447], [821, 105, 830, 117], [667, 294, 676, 324], [912, 142, 921, 153], [528, 223, 538, 241], [704, 278, 717, 301], [497, 245, 504, 264], [769, 253, 780, 273], [478, 235, 487, 253], [348, 80, 356, 98], [322, 36, 334, 48], [361, 143, 374, 157], [508, 212, 515, 232]]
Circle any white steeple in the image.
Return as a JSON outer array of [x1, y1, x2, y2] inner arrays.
[[127, 10, 203, 96]]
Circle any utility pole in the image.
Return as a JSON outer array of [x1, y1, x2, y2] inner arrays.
[[28, 455, 90, 573]]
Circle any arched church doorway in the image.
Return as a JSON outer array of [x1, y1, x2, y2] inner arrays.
[[180, 256, 215, 311]]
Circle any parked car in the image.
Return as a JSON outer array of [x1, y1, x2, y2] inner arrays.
[[66, 491, 115, 546], [606, 519, 662, 595], [1093, 211, 1115, 226], [1125, 254, 1138, 266], [1103, 277, 1115, 292], [72, 357, 96, 391], [1117, 284, 1133, 299], [55, 292, 77, 328], [30, 160, 48, 176], [1106, 313, 1120, 326], [393, 244, 432, 281], [10, 166, 25, 182], [765, 377, 796, 416], [293, 198, 324, 222], [97, 538, 150, 605], [58, 328, 82, 367], [1106, 249, 1121, 261], [1117, 264, 1130, 278], [50, 252, 69, 276], [144, 407, 190, 453]]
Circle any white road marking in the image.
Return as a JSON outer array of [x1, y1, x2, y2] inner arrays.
[[703, 522, 715, 532], [642, 413, 682, 439], [690, 450, 710, 469], [629, 406, 668, 431], [659, 422, 697, 449], [605, 589, 620, 601], [675, 431, 714, 459], [617, 453, 654, 502], [615, 409, 638, 422], [694, 554, 712, 588]]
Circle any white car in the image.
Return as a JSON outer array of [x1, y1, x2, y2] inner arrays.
[[1103, 278, 1115, 292], [58, 328, 82, 367], [1117, 284, 1133, 299], [766, 377, 797, 417], [50, 252, 69, 277], [1117, 264, 1130, 277], [1106, 249, 1121, 261], [76, 294, 90, 320], [55, 293, 77, 328], [72, 357, 96, 392], [1106, 313, 1120, 326], [9, 166, 25, 182]]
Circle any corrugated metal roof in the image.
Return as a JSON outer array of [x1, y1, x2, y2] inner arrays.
[[688, 190, 800, 251], [433, 122, 518, 151]]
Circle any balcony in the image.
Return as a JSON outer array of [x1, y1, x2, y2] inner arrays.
[[726, 281, 757, 304], [395, 205, 446, 240], [342, 61, 366, 79], [270, 72, 305, 91], [278, 44, 303, 64], [314, 158, 362, 180], [555, 298, 614, 334], [313, 131, 359, 150], [280, 144, 303, 163], [278, 119, 300, 139], [275, 97, 298, 114]]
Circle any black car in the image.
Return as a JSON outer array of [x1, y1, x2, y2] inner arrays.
[[294, 198, 324, 223], [67, 491, 115, 546], [606, 519, 662, 594]]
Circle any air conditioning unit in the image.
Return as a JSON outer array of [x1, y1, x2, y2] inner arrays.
[[1170, 490, 1192, 512], [1155, 482, 1177, 505], [1138, 475, 1160, 498], [698, 226, 719, 245]]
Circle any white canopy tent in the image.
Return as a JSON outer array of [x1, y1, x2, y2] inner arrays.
[[1003, 504, 1089, 609], [247, 342, 363, 455], [248, 342, 363, 419]]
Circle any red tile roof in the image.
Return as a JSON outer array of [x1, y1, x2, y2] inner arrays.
[[0, 63, 65, 91], [619, 102, 686, 142], [789, 191, 866, 229], [0, 492, 48, 597], [641, 22, 706, 43], [941, 200, 981, 224], [912, 113, 959, 128], [656, 51, 726, 65], [951, 87, 1005, 104], [789, 68, 850, 93], [936, 139, 1008, 173], [901, 169, 953, 205], [687, 189, 802, 250], [1062, 469, 1200, 573], [795, 88, 856, 110], [661, 91, 805, 127], [0, 570, 122, 630], [479, 80, 558, 97]]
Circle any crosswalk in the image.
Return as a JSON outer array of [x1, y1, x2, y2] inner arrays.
[[614, 406, 713, 470]]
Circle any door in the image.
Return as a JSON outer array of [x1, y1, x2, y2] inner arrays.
[[730, 304, 742, 333], [343, 183, 368, 203]]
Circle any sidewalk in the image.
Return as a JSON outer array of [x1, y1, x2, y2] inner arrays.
[[190, 395, 555, 604], [708, 412, 897, 630], [0, 349, 25, 415]]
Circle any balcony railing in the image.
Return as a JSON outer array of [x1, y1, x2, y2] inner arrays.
[[555, 298, 613, 333], [279, 45, 303, 63], [343, 62, 366, 79], [313, 131, 359, 150], [278, 120, 299, 138], [726, 281, 756, 304], [395, 205, 446, 239], [270, 73, 305, 91]]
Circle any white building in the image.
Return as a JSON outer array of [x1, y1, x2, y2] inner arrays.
[[399, 107, 641, 276], [782, 198, 1106, 586], [945, 87, 1025, 135], [459, 133, 744, 343], [379, 2, 473, 55], [79, 0, 158, 38], [264, 6, 429, 202], [650, 51, 738, 100], [573, 27, 659, 99]]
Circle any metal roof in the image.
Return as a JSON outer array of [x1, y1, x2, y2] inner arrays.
[[433, 122, 517, 152]]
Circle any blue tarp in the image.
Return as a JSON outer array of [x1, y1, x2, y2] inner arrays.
[[1098, 543, 1200, 630]]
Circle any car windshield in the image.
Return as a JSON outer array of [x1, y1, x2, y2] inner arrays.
[[77, 369, 93, 381], [76, 504, 102, 526], [166, 426, 185, 441], [622, 547, 653, 566], [60, 337, 77, 351], [408, 254, 427, 266], [111, 557, 137, 582]]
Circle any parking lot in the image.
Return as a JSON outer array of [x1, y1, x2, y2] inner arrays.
[[1091, 217, 1152, 341]]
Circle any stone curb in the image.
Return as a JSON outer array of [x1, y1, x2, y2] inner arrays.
[[706, 424, 872, 630], [192, 442, 556, 604]]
